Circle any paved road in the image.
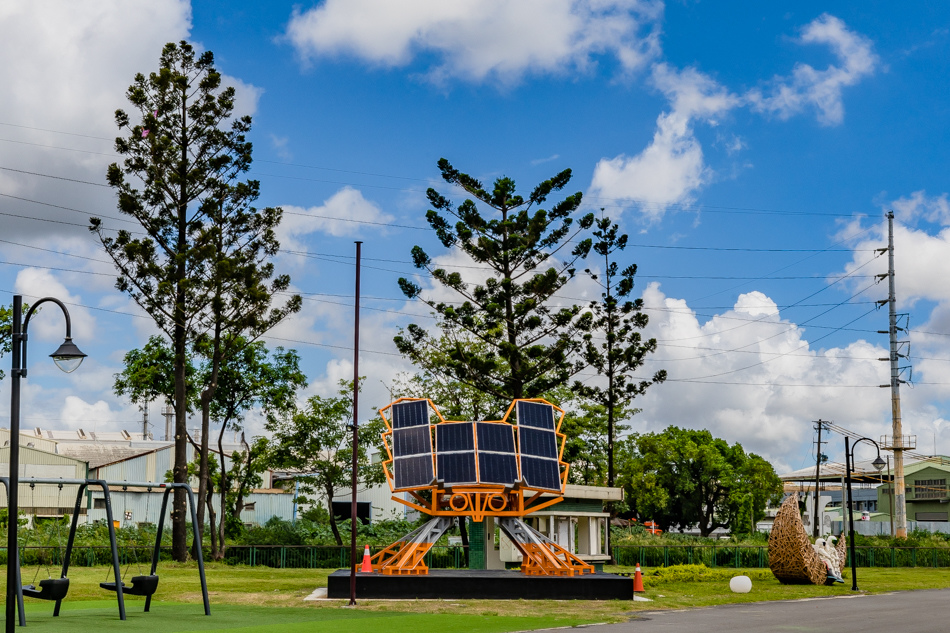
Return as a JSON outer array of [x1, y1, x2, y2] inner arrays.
[[590, 589, 950, 633]]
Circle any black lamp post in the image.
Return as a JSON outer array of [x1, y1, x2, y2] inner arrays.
[[844, 435, 887, 592], [5, 295, 86, 632]]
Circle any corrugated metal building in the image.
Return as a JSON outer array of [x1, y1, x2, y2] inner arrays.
[[1, 428, 294, 527], [0, 445, 88, 524]]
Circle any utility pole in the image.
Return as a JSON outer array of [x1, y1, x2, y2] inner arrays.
[[878, 210, 914, 538], [813, 420, 828, 537]]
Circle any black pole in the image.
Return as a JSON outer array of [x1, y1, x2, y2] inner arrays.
[[53, 483, 88, 617], [6, 296, 22, 633], [845, 437, 859, 591], [349, 240, 362, 606], [100, 482, 126, 620]]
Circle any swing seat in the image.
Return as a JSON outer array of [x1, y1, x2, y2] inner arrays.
[[23, 578, 70, 601], [100, 574, 159, 597]]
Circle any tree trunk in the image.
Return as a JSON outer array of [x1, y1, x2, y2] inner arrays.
[[205, 477, 218, 560], [326, 484, 343, 546], [216, 423, 229, 559], [172, 328, 188, 561], [171, 80, 190, 563], [196, 321, 222, 558]]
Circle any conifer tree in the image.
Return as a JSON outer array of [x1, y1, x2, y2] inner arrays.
[[396, 158, 594, 408], [92, 41, 298, 560]]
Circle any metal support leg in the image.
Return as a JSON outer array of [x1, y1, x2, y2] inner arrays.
[[98, 481, 126, 620], [184, 486, 210, 615], [53, 483, 87, 617]]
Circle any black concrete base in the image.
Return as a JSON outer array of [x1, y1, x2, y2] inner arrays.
[[326, 569, 633, 600]]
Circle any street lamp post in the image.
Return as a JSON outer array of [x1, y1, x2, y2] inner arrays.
[[844, 435, 887, 592], [5, 295, 86, 632]]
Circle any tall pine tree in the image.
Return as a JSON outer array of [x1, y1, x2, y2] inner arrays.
[[92, 41, 298, 560], [396, 158, 594, 408]]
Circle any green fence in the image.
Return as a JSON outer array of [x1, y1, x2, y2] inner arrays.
[[611, 545, 950, 569], [3, 545, 469, 569], [6, 544, 950, 569]]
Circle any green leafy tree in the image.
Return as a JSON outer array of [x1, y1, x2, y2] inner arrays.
[[264, 380, 385, 546], [92, 41, 299, 560], [395, 158, 594, 404], [201, 339, 306, 558], [620, 426, 782, 536], [0, 303, 12, 381], [113, 335, 199, 414], [389, 319, 510, 421]]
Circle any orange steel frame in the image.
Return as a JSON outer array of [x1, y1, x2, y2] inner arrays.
[[369, 397, 593, 577]]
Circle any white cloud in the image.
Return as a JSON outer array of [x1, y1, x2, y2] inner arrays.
[[278, 186, 395, 245], [285, 0, 662, 83], [14, 268, 96, 344], [588, 64, 740, 220], [630, 283, 916, 472], [747, 13, 878, 126], [0, 3, 263, 243], [891, 191, 950, 225]]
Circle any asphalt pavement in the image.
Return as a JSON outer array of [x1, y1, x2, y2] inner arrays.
[[588, 589, 950, 633]]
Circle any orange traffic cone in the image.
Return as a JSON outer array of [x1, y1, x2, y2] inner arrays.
[[633, 563, 644, 593], [360, 544, 373, 573]]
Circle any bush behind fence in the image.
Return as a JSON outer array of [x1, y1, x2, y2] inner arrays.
[[5, 545, 950, 569]]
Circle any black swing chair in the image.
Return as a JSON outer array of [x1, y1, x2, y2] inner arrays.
[[99, 486, 160, 599], [20, 483, 70, 602]]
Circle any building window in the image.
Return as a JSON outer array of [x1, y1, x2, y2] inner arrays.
[[243, 502, 256, 511], [93, 498, 106, 509], [914, 479, 947, 500]]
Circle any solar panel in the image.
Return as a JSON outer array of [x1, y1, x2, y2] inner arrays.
[[436, 452, 477, 485], [478, 451, 519, 485], [391, 399, 430, 429], [519, 455, 561, 491], [516, 401, 556, 430], [515, 404, 561, 491], [518, 426, 558, 459], [436, 422, 475, 453], [391, 401, 434, 490], [434, 422, 477, 485], [394, 426, 433, 456], [394, 454, 435, 489], [476, 422, 518, 485], [476, 422, 516, 452]]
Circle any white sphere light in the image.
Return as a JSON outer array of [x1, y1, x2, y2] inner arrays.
[[730, 575, 752, 593]]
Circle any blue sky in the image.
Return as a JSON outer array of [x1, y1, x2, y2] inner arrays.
[[1, 1, 950, 474]]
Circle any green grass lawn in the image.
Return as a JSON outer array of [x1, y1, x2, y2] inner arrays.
[[5, 563, 950, 631]]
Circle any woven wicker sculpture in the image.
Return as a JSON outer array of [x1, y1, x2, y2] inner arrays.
[[768, 492, 846, 585]]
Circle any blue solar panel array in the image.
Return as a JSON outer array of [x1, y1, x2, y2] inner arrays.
[[516, 401, 561, 491], [476, 423, 519, 485], [391, 400, 434, 489], [387, 399, 564, 493], [436, 422, 477, 485]]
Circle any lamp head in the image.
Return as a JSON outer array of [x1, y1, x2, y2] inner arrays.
[[872, 455, 887, 471], [50, 337, 86, 373]]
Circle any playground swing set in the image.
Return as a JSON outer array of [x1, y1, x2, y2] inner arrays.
[[1, 477, 210, 625]]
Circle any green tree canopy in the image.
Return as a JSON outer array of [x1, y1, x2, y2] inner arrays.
[[395, 158, 594, 406], [0, 303, 12, 381], [620, 426, 783, 536], [263, 380, 385, 546]]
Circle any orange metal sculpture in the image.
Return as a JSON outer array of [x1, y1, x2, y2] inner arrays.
[[369, 397, 594, 577]]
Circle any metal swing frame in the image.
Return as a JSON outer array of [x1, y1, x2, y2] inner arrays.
[[0, 478, 210, 625]]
